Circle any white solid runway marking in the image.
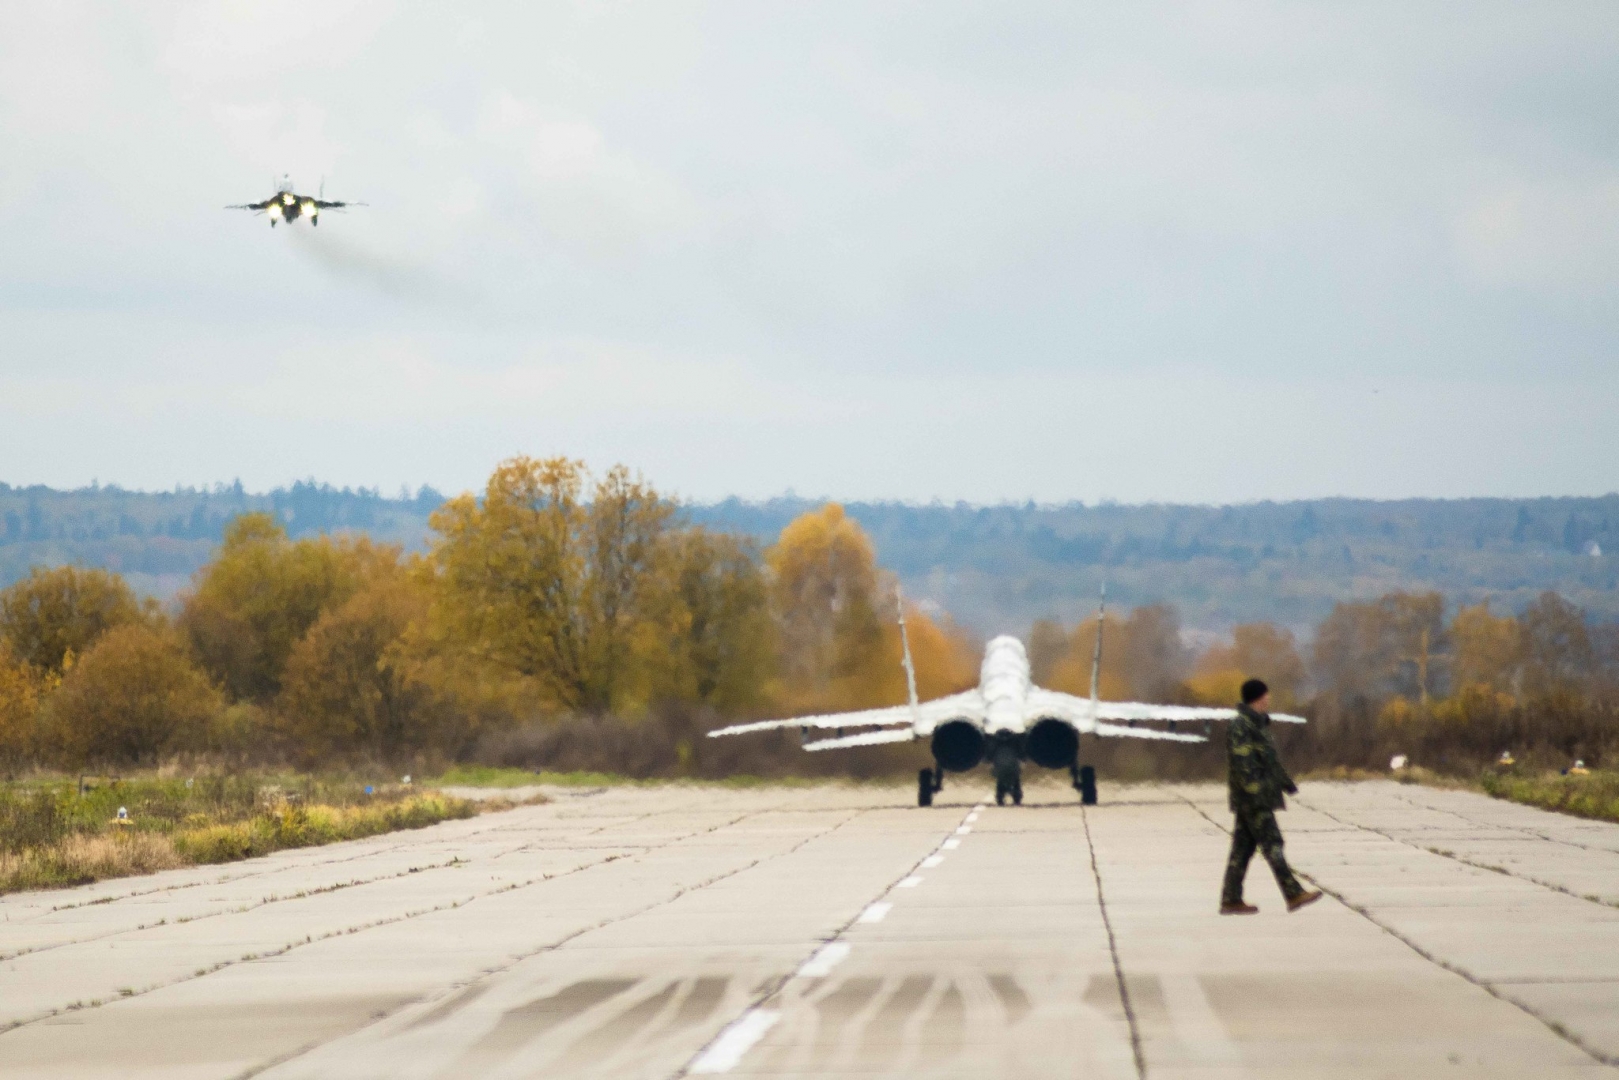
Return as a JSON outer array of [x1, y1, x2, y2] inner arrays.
[[796, 941, 851, 978], [942, 838, 961, 849], [858, 902, 893, 923], [921, 854, 944, 868], [689, 1008, 780, 1074], [897, 876, 923, 888]]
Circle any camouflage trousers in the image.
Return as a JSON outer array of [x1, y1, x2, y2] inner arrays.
[[1221, 805, 1304, 904]]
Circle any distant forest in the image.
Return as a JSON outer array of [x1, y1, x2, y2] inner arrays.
[[2, 481, 1615, 634]]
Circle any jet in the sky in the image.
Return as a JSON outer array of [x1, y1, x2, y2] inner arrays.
[[708, 590, 1305, 807], [226, 175, 362, 227]]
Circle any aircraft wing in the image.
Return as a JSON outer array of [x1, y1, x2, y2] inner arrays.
[[225, 200, 272, 212], [803, 728, 920, 751], [1023, 689, 1206, 742], [1096, 701, 1306, 724], [707, 690, 984, 739], [312, 199, 365, 209]]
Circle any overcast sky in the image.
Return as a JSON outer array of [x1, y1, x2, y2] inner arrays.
[[3, 2, 1617, 505]]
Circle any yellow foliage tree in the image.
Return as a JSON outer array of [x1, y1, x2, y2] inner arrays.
[[277, 572, 447, 763], [1046, 605, 1189, 702], [767, 504, 976, 712], [429, 457, 673, 715], [1190, 622, 1306, 708], [0, 565, 147, 675], [0, 643, 51, 772], [181, 514, 391, 703], [1449, 601, 1521, 695], [46, 623, 222, 768]]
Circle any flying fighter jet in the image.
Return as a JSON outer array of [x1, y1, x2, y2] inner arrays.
[[708, 589, 1305, 807], [226, 175, 362, 227]]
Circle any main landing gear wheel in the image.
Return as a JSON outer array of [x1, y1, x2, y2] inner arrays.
[[1072, 764, 1098, 805]]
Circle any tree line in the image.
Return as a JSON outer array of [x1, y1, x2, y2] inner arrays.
[[1, 455, 1614, 778], [0, 458, 978, 774]]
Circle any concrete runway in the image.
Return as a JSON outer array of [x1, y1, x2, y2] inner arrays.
[[2, 780, 1618, 1079]]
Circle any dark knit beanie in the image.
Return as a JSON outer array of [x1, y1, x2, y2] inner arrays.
[[1240, 678, 1269, 704]]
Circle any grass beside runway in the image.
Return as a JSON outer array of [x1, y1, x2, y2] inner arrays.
[[1480, 768, 1619, 824], [0, 773, 485, 895]]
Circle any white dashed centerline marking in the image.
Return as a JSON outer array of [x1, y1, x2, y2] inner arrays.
[[921, 854, 944, 868], [942, 838, 960, 850], [897, 876, 923, 889], [796, 941, 851, 978], [690, 1009, 781, 1074], [858, 902, 893, 923], [956, 825, 972, 835]]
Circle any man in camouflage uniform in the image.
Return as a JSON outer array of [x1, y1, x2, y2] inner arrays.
[[1220, 679, 1322, 915]]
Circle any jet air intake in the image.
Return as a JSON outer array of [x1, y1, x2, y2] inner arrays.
[[931, 720, 985, 772], [1025, 718, 1080, 769]]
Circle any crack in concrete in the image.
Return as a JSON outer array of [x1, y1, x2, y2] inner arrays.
[[1082, 804, 1148, 1080], [1171, 789, 1619, 1071]]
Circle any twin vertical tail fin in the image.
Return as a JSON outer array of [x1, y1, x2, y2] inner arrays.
[[896, 586, 922, 729], [1090, 583, 1107, 714]]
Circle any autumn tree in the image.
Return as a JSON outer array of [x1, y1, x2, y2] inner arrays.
[[1312, 591, 1445, 708], [0, 643, 49, 772], [1190, 622, 1307, 708], [655, 528, 775, 715], [181, 514, 387, 702], [429, 457, 673, 715], [1027, 619, 1068, 686], [277, 573, 447, 763], [46, 624, 222, 768], [1046, 604, 1190, 702], [0, 565, 146, 675], [767, 504, 976, 713], [1517, 591, 1595, 698], [1449, 602, 1521, 694]]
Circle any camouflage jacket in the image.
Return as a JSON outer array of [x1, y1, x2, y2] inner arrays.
[[1227, 704, 1295, 812]]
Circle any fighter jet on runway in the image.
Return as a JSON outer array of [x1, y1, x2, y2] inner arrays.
[[709, 590, 1305, 807], [226, 175, 363, 227]]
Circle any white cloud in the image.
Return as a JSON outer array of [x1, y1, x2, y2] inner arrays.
[[2, 2, 1619, 500]]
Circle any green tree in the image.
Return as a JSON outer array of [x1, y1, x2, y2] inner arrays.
[[658, 528, 775, 714], [46, 624, 222, 768], [0, 565, 145, 675]]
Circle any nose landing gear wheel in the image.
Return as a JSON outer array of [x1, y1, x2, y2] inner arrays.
[[918, 768, 934, 807]]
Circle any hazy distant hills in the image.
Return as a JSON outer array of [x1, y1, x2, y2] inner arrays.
[[3, 482, 1614, 634]]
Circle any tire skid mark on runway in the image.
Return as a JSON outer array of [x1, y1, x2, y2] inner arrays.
[[0, 801, 798, 1040], [1298, 797, 1619, 912], [1082, 803, 1147, 1080], [1170, 790, 1619, 1070], [242, 798, 872, 1079], [672, 803, 980, 1077]]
